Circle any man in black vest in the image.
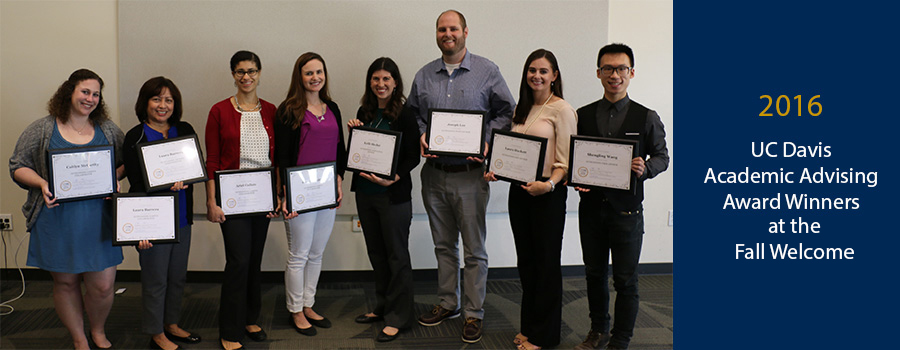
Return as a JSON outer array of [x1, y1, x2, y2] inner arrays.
[[574, 43, 669, 350]]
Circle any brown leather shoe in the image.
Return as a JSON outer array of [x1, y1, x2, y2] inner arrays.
[[417, 305, 460, 326], [461, 317, 483, 343], [573, 329, 611, 350]]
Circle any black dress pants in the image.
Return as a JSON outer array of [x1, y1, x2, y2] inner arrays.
[[218, 215, 270, 342], [356, 192, 415, 328], [508, 183, 567, 348]]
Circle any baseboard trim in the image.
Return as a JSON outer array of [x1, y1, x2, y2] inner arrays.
[[1, 263, 672, 284]]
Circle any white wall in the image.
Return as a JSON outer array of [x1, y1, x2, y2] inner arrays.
[[0, 0, 673, 272], [609, 0, 675, 263]]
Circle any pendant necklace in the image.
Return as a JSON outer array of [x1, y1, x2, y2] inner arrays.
[[70, 120, 91, 135], [522, 93, 554, 134], [312, 104, 327, 122]]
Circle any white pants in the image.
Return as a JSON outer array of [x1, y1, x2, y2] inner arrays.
[[283, 208, 336, 313]]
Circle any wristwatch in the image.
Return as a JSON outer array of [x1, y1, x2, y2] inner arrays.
[[547, 179, 556, 192]]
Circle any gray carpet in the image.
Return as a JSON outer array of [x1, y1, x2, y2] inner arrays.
[[0, 274, 672, 349]]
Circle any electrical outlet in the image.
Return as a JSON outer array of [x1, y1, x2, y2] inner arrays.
[[667, 210, 673, 227], [0, 214, 12, 231], [351, 215, 362, 232]]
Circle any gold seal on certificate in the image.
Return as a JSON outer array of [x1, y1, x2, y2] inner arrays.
[[567, 135, 638, 191], [137, 135, 207, 192], [113, 193, 179, 245], [487, 129, 548, 185], [215, 168, 276, 217], [425, 109, 486, 157], [284, 162, 339, 214], [346, 126, 402, 179], [47, 145, 117, 202]]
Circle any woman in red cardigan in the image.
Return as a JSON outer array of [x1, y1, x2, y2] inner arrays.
[[204, 50, 278, 350]]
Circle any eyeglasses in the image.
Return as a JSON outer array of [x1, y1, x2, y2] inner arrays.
[[233, 69, 259, 78], [599, 65, 632, 76]]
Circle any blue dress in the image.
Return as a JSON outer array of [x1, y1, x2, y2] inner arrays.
[[26, 123, 123, 273]]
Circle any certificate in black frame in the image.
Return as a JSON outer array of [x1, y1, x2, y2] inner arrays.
[[346, 126, 402, 179], [136, 134, 207, 192], [112, 192, 179, 246], [46, 144, 117, 203], [566, 135, 638, 193], [214, 167, 277, 218], [486, 129, 548, 185], [424, 108, 486, 158], [283, 162, 339, 214]]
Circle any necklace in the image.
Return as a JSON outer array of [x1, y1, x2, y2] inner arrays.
[[522, 93, 554, 134], [310, 104, 327, 122], [372, 116, 384, 129], [69, 119, 91, 135], [234, 95, 261, 113]]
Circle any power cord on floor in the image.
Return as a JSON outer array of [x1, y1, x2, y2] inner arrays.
[[1, 232, 29, 316]]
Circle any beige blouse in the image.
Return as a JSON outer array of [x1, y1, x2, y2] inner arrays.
[[510, 99, 578, 178]]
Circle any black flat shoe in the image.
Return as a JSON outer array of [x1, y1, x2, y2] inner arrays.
[[89, 336, 112, 349], [165, 331, 201, 344], [308, 316, 331, 329], [375, 330, 399, 342], [290, 316, 317, 336], [355, 314, 384, 324], [244, 328, 267, 342]]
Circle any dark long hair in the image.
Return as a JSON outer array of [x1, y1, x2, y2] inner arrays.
[[134, 76, 183, 125], [513, 49, 563, 125], [359, 57, 405, 123], [47, 68, 109, 123], [279, 52, 331, 129]]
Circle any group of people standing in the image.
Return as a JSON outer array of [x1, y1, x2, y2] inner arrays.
[[8, 8, 667, 350]]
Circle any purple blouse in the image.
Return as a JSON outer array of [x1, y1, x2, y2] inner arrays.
[[296, 107, 339, 166]]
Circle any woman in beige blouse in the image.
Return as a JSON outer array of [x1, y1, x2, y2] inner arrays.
[[484, 49, 576, 350]]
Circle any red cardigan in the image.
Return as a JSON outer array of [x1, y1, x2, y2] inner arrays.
[[205, 97, 277, 178]]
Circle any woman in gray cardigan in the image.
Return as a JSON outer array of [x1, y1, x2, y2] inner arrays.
[[8, 69, 124, 350]]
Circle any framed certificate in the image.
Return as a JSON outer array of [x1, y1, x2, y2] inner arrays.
[[284, 162, 339, 214], [113, 193, 178, 246], [346, 126, 402, 179], [215, 168, 276, 218], [486, 129, 548, 185], [47, 145, 116, 202], [567, 135, 638, 191], [137, 135, 207, 192], [424, 109, 485, 158]]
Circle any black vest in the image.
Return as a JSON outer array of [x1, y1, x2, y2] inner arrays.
[[579, 100, 649, 212]]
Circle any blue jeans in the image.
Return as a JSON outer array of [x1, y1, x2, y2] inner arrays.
[[578, 197, 644, 348]]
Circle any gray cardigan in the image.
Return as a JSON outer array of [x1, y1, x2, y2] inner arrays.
[[8, 115, 125, 230]]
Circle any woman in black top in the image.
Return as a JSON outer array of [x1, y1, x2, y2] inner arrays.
[[347, 57, 421, 342], [122, 77, 201, 350]]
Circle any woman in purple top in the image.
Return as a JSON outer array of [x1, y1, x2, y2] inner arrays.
[[274, 52, 346, 336]]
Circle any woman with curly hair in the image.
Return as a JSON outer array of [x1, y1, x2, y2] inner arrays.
[[9, 68, 125, 350]]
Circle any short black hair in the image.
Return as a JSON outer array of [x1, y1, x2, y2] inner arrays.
[[134, 76, 183, 125], [231, 50, 261, 71], [597, 43, 634, 68]]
